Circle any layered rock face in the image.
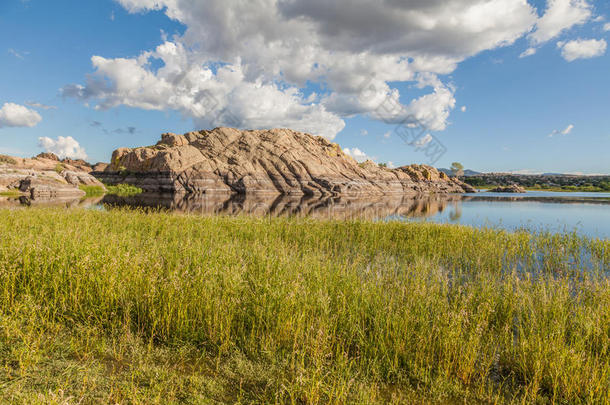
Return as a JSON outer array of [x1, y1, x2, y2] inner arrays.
[[97, 128, 476, 196], [0, 153, 105, 198]]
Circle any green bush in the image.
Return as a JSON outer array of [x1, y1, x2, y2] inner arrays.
[[106, 184, 143, 196], [54, 163, 65, 174]]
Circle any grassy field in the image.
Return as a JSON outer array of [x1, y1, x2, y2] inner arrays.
[[0, 208, 609, 404]]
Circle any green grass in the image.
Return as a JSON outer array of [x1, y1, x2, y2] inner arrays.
[[106, 183, 143, 196], [79, 185, 107, 197], [0, 190, 22, 197], [0, 208, 609, 404], [80, 184, 143, 197]]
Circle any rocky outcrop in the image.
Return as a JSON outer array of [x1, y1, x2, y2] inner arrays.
[[0, 153, 105, 199], [18, 176, 87, 198], [97, 128, 476, 196], [489, 185, 527, 193]]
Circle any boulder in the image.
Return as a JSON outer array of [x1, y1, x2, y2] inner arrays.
[[92, 162, 109, 172], [19, 176, 86, 198], [97, 127, 477, 196], [35, 152, 60, 161], [0, 153, 105, 198]]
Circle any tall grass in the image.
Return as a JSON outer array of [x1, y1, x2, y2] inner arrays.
[[0, 208, 608, 403]]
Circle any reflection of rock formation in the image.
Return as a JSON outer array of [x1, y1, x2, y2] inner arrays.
[[102, 193, 462, 220], [0, 196, 103, 209]]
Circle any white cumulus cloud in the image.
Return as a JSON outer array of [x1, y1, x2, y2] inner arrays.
[[558, 38, 607, 61], [604, 23, 610, 31], [63, 0, 545, 139], [343, 147, 372, 163], [38, 136, 88, 160], [528, 0, 592, 45], [0, 102, 42, 128], [521, 0, 594, 57]]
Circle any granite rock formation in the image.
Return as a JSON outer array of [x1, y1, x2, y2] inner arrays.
[[97, 128, 476, 196], [0, 153, 105, 199]]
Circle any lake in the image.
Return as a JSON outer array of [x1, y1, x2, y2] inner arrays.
[[400, 191, 610, 239], [3, 190, 609, 239]]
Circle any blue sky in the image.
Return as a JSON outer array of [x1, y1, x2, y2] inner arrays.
[[0, 0, 609, 174]]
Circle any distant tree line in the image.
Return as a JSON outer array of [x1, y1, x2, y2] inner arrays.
[[462, 174, 610, 192]]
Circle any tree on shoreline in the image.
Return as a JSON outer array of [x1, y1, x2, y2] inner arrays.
[[450, 162, 464, 178]]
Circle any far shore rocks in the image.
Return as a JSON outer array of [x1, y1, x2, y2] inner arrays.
[[96, 127, 477, 196], [0, 152, 105, 199], [489, 185, 527, 193]]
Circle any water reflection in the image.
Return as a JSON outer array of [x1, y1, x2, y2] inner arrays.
[[2, 191, 608, 238], [101, 192, 610, 238], [102, 193, 462, 220], [0, 195, 104, 209]]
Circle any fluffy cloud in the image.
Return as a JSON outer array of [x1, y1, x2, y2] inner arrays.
[[604, 23, 610, 31], [558, 38, 607, 61], [343, 147, 372, 163], [528, 0, 592, 45], [68, 0, 594, 139], [519, 0, 594, 58], [62, 45, 345, 139], [38, 136, 88, 160], [0, 102, 42, 128]]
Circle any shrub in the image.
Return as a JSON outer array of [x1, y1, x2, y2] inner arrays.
[[0, 155, 17, 165]]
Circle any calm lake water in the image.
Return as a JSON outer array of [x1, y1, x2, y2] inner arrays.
[[398, 191, 610, 239], [3, 190, 609, 239]]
